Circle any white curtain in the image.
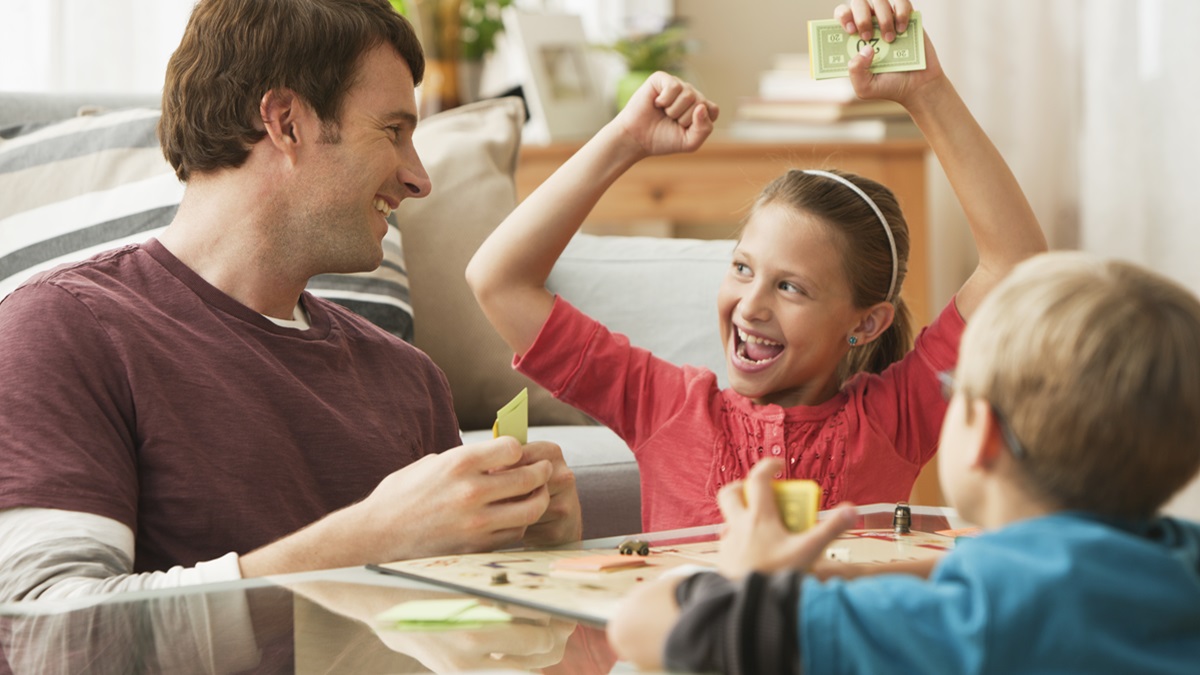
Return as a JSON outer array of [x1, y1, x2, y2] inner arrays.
[[924, 0, 1199, 518], [0, 0, 193, 93], [1079, 0, 1200, 518]]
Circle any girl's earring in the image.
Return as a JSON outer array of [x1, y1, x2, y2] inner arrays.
[[848, 336, 858, 346]]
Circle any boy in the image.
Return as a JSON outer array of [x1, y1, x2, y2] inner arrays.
[[607, 252, 1200, 673]]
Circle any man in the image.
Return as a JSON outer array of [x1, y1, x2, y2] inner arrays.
[[0, 0, 580, 602]]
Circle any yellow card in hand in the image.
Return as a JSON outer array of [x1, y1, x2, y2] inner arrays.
[[492, 387, 528, 445]]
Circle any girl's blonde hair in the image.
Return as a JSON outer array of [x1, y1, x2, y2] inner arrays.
[[957, 252, 1200, 518], [752, 169, 913, 384]]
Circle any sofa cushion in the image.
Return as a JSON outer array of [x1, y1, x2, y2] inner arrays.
[[0, 106, 410, 341], [548, 233, 734, 388], [396, 97, 595, 430], [0, 108, 179, 299]]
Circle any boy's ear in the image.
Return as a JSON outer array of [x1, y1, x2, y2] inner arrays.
[[259, 88, 310, 163], [969, 399, 1008, 469], [851, 302, 896, 345]]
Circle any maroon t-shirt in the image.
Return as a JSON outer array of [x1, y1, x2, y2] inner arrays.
[[0, 240, 461, 572]]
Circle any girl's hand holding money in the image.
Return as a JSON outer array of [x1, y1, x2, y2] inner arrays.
[[836, 0, 945, 108]]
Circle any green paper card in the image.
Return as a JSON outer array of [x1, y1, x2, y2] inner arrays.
[[376, 598, 513, 628], [492, 387, 528, 445]]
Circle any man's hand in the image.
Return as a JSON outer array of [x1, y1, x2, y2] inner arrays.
[[239, 437, 559, 577], [512, 441, 583, 546], [614, 71, 719, 158], [357, 437, 560, 560], [715, 458, 857, 578]]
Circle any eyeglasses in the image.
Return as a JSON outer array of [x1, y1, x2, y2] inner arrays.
[[937, 370, 1029, 461]]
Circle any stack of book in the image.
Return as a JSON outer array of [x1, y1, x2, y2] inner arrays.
[[729, 54, 920, 142]]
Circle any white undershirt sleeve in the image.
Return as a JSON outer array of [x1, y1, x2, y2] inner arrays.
[[0, 507, 243, 603]]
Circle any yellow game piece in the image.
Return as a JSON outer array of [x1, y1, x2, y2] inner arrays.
[[747, 479, 821, 533]]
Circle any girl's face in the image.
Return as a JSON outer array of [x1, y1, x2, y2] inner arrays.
[[718, 203, 864, 407]]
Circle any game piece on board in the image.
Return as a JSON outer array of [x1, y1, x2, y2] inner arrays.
[[618, 539, 650, 556], [893, 501, 912, 534]]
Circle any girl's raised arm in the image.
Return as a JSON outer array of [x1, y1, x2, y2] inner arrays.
[[839, 0, 1047, 320], [466, 73, 719, 354]]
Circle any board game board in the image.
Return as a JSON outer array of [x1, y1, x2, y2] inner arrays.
[[369, 523, 957, 625]]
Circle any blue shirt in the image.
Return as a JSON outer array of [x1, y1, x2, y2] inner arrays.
[[802, 513, 1200, 673]]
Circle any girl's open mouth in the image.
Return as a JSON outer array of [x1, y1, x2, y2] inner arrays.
[[733, 326, 784, 368]]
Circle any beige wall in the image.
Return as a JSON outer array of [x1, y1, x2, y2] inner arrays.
[[679, 0, 825, 113]]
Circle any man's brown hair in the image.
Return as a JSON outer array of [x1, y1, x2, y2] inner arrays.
[[159, 0, 424, 181]]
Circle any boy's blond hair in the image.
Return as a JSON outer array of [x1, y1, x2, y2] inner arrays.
[[956, 252, 1200, 518]]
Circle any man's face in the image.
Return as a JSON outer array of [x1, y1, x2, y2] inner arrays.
[[292, 44, 430, 275]]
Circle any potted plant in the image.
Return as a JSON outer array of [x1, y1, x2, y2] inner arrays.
[[607, 21, 690, 109], [389, 0, 512, 108]]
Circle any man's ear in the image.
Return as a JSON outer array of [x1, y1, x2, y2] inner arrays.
[[260, 89, 307, 163], [851, 301, 896, 346]]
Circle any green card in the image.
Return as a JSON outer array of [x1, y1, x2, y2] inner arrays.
[[807, 11, 925, 80], [376, 598, 513, 630], [492, 387, 528, 445]]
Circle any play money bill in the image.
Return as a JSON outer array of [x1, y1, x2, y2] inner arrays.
[[808, 11, 925, 80]]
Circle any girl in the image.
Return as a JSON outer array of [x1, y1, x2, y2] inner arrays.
[[466, 0, 1046, 532]]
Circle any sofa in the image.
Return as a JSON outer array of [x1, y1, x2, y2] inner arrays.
[[0, 92, 737, 540]]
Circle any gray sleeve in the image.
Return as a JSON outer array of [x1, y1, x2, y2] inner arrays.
[[664, 570, 803, 675], [0, 535, 134, 602], [0, 508, 241, 603]]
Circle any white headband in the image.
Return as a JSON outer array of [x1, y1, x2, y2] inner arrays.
[[803, 169, 898, 302]]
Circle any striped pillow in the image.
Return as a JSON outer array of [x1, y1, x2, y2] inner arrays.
[[0, 108, 413, 341]]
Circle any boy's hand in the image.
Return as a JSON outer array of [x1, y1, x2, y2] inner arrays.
[[615, 71, 719, 157], [715, 458, 857, 578], [835, 0, 944, 106]]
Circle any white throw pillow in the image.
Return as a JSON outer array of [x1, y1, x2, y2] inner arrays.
[[548, 233, 734, 388]]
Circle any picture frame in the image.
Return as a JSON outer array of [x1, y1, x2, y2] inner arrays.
[[501, 9, 611, 144]]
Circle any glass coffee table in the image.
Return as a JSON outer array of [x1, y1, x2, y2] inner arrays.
[[0, 505, 964, 673]]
